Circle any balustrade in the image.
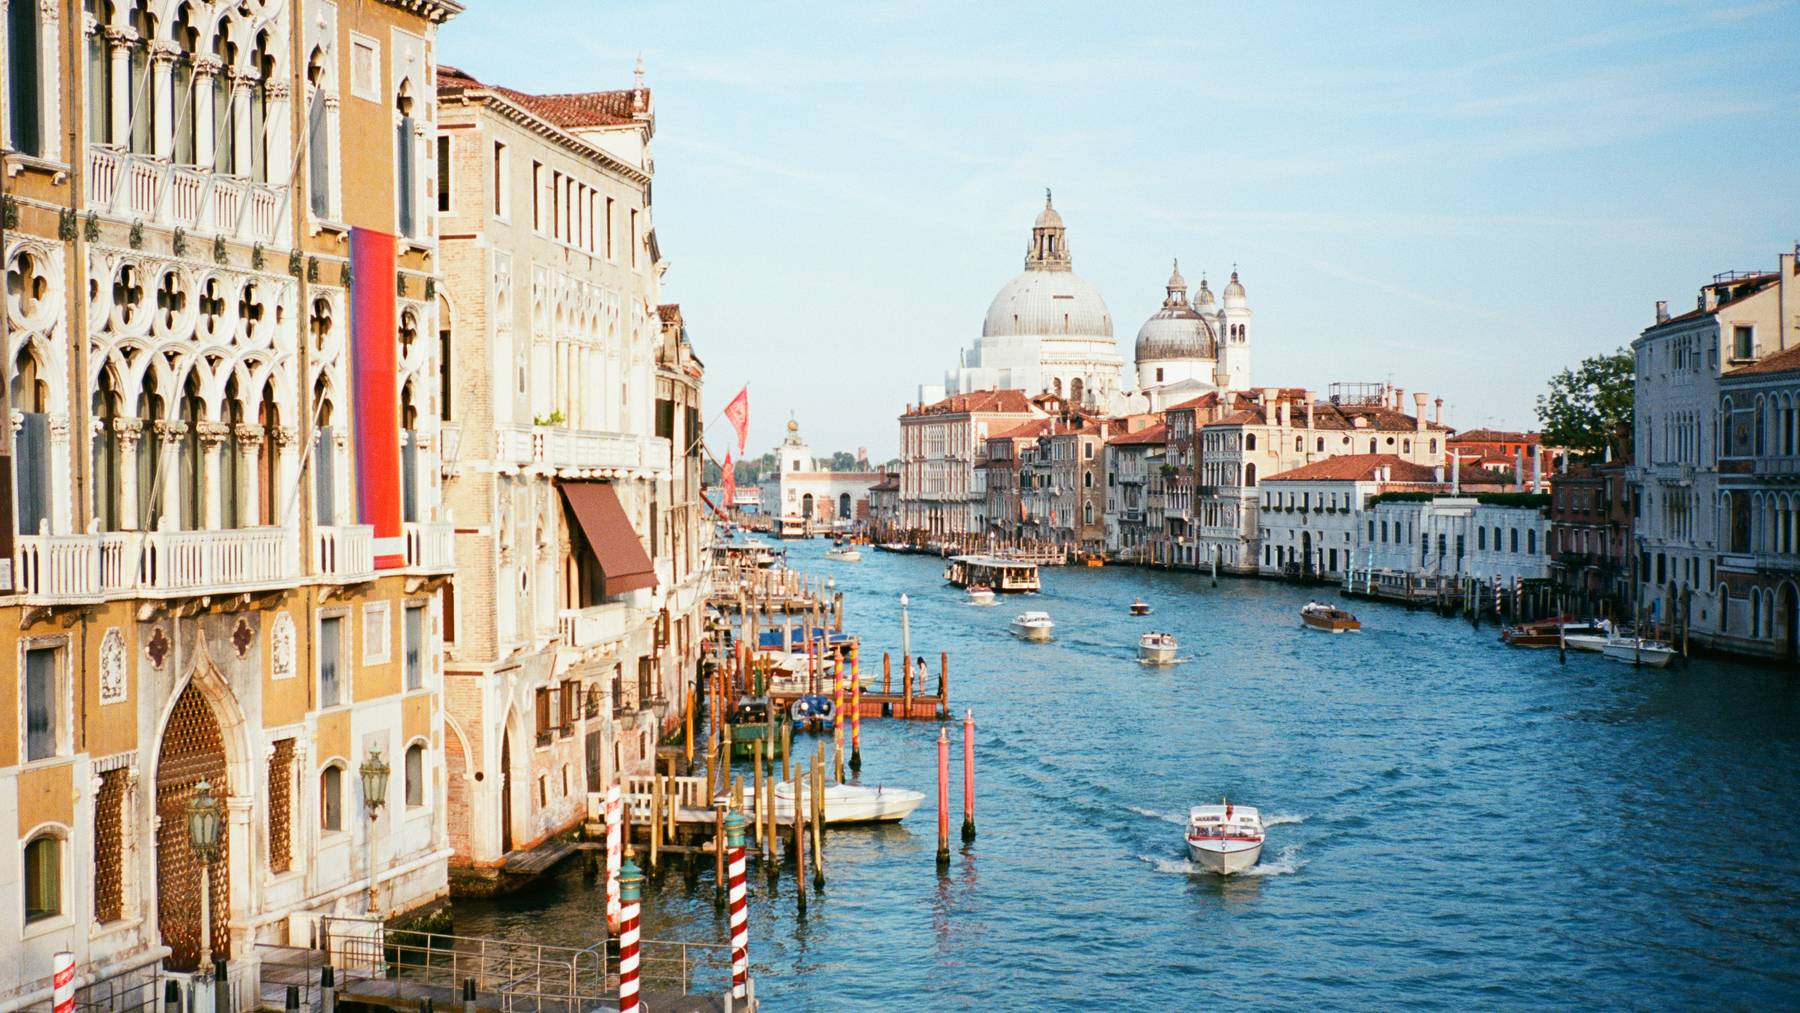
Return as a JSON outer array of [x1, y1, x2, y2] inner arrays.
[[313, 525, 376, 581], [85, 147, 289, 245], [403, 521, 455, 572]]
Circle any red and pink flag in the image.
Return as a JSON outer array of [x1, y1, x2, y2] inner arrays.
[[724, 386, 750, 453]]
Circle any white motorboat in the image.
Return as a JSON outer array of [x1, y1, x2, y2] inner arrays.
[[1011, 611, 1055, 641], [824, 545, 863, 562], [1138, 631, 1178, 665], [1185, 801, 1265, 875], [966, 583, 997, 607], [1601, 636, 1677, 668], [1562, 620, 1619, 653], [772, 780, 924, 824]]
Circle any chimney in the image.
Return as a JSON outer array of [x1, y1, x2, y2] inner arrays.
[[1655, 299, 1669, 324], [1513, 446, 1524, 488], [1278, 400, 1290, 429], [1451, 450, 1460, 495], [1393, 387, 1404, 411], [1433, 397, 1443, 425], [1434, 465, 1444, 484], [1305, 393, 1316, 431], [1780, 250, 1798, 351], [1413, 392, 1428, 432], [1532, 444, 1544, 493]]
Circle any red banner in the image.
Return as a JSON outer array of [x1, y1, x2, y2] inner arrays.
[[723, 386, 749, 453], [349, 228, 405, 568], [722, 452, 736, 509]]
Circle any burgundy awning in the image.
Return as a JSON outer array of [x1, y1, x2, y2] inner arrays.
[[559, 481, 658, 596]]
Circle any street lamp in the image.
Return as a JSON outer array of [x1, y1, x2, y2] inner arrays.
[[185, 780, 223, 970], [360, 748, 389, 913]]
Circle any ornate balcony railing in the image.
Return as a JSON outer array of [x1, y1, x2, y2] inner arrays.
[[86, 147, 289, 247], [403, 521, 455, 573], [494, 424, 655, 473], [102, 527, 296, 596], [313, 525, 376, 582], [12, 532, 103, 602]]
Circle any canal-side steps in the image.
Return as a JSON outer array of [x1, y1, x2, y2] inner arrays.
[[254, 917, 740, 1012]]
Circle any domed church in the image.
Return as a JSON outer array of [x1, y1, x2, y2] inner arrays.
[[927, 192, 1253, 414], [937, 191, 1126, 410]]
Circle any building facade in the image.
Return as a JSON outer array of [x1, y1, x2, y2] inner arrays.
[[756, 419, 882, 534], [1547, 462, 1633, 617], [1103, 423, 1165, 557], [897, 390, 1041, 537], [434, 64, 699, 883], [1714, 344, 1800, 660], [1, 0, 460, 1004], [1354, 496, 1552, 590], [1257, 456, 1467, 580], [1631, 251, 1798, 638]]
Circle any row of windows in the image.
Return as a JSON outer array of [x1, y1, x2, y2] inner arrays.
[[1364, 518, 1542, 555], [520, 151, 633, 265]]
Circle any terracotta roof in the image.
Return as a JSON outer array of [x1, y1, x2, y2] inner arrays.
[[869, 475, 901, 492], [1450, 429, 1541, 444], [1107, 422, 1167, 446], [1264, 453, 1490, 484], [903, 389, 1037, 418], [989, 418, 1054, 441], [438, 65, 647, 128], [1724, 343, 1800, 377]]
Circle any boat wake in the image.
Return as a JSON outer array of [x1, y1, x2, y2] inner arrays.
[[1125, 805, 1186, 825], [1262, 812, 1307, 827], [1137, 845, 1306, 878]]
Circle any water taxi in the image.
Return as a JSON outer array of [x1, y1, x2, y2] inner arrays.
[[774, 781, 925, 825], [824, 544, 863, 562], [1138, 632, 1178, 665], [1300, 601, 1361, 633], [727, 698, 771, 760], [1011, 611, 1055, 641], [1562, 621, 1619, 652], [1129, 598, 1152, 616], [1601, 636, 1678, 668], [966, 583, 997, 607], [1501, 616, 1609, 648], [944, 554, 1041, 593], [1186, 801, 1265, 874]]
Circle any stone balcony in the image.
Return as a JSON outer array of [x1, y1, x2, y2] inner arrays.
[[86, 147, 289, 247], [558, 601, 629, 649], [312, 525, 376, 583], [12, 527, 300, 603], [403, 522, 455, 573], [493, 424, 668, 475]]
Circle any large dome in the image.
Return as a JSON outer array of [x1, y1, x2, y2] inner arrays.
[[1135, 260, 1215, 362], [982, 270, 1114, 339]]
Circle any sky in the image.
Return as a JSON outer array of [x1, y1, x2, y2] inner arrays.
[[438, 1, 1800, 461]]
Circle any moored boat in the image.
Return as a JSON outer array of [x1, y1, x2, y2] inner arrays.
[[1562, 620, 1619, 653], [1011, 611, 1055, 641], [727, 698, 771, 760], [773, 780, 925, 825], [1185, 801, 1264, 874], [1601, 636, 1678, 668], [1138, 631, 1178, 665], [788, 694, 836, 732], [1501, 616, 1609, 648], [1300, 601, 1361, 633], [1129, 598, 1152, 616]]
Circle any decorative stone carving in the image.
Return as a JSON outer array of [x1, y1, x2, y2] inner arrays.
[[266, 81, 291, 101], [231, 617, 254, 658], [274, 425, 299, 447], [99, 628, 128, 704], [270, 612, 295, 680], [234, 422, 263, 446], [153, 420, 188, 444], [146, 626, 170, 670], [196, 421, 233, 448], [112, 417, 144, 448]]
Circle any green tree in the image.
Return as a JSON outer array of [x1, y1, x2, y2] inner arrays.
[[1535, 348, 1634, 461]]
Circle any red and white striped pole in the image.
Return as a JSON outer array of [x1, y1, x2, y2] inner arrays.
[[725, 809, 750, 1000], [961, 709, 976, 842], [604, 782, 623, 932], [51, 953, 75, 1013], [616, 858, 643, 1013], [935, 727, 950, 868], [832, 643, 845, 782], [849, 643, 863, 774]]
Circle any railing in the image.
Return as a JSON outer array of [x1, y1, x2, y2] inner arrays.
[[99, 527, 295, 595], [319, 919, 733, 1009], [403, 521, 455, 572], [86, 147, 289, 245], [313, 525, 376, 582], [493, 423, 655, 472], [13, 532, 103, 601], [558, 601, 627, 647], [1752, 456, 1800, 476]]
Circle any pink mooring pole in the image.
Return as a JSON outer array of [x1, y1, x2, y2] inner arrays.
[[961, 709, 976, 842], [936, 727, 950, 867]]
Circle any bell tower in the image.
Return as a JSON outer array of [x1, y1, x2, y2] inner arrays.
[[1217, 268, 1253, 392]]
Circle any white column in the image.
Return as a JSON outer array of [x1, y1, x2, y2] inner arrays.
[[231, 70, 254, 180], [107, 28, 133, 145], [194, 59, 219, 169], [114, 420, 142, 531], [154, 422, 185, 530], [151, 44, 176, 158], [199, 422, 230, 528], [235, 425, 263, 527]]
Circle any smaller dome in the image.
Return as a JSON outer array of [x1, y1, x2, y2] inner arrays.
[[1167, 258, 1186, 293], [1194, 276, 1215, 311], [1135, 261, 1217, 364], [786, 418, 799, 433], [1223, 269, 1247, 308]]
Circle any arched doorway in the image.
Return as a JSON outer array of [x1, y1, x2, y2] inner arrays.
[[1301, 532, 1312, 577], [444, 722, 471, 858], [801, 493, 814, 519], [499, 729, 513, 853], [155, 682, 232, 971], [838, 493, 851, 519]]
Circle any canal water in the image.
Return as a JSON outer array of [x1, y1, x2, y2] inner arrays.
[[454, 542, 1800, 1010]]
